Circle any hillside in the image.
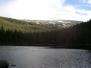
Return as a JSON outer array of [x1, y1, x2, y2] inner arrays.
[[0, 16, 90, 49], [0, 16, 49, 32], [0, 16, 81, 32], [54, 20, 91, 49]]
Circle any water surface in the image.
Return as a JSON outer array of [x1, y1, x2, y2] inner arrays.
[[0, 46, 91, 68]]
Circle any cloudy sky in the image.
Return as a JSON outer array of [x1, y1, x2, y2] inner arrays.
[[0, 0, 91, 21]]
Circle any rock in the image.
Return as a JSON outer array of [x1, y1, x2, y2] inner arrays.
[[0, 60, 9, 68]]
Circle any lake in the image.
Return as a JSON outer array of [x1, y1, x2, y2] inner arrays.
[[0, 46, 91, 68]]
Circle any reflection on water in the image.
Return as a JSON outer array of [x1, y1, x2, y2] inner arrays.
[[0, 46, 91, 68]]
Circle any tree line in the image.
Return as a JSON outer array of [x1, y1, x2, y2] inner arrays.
[[0, 18, 91, 49]]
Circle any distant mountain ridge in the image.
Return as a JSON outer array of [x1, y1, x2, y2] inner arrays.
[[24, 19, 81, 28]]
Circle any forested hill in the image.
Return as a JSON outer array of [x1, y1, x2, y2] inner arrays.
[[0, 16, 91, 49], [0, 16, 50, 32], [57, 20, 91, 48], [0, 16, 81, 32]]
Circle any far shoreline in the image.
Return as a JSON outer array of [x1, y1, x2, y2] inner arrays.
[[0, 43, 91, 50]]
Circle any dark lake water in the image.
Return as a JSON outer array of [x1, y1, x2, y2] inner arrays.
[[0, 46, 91, 68]]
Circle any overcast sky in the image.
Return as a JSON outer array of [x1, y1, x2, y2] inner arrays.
[[0, 0, 91, 21]]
